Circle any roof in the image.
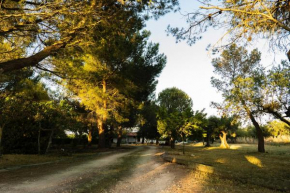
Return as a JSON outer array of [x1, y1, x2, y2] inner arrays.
[[127, 132, 137, 137]]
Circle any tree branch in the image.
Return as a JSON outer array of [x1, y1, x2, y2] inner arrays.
[[0, 37, 73, 73]]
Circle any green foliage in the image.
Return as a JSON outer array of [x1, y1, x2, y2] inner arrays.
[[219, 116, 240, 133], [236, 126, 262, 138], [0, 97, 86, 154], [260, 60, 290, 125], [0, 0, 179, 72], [211, 44, 266, 151], [168, 0, 290, 56], [205, 116, 220, 136], [0, 0, 175, 152], [264, 120, 290, 137], [0, 74, 88, 154], [138, 101, 160, 140], [157, 87, 195, 140], [211, 44, 262, 121]]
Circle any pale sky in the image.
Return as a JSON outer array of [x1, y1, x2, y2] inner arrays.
[[146, 0, 287, 117]]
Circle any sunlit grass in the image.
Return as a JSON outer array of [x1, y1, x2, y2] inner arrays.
[[162, 143, 290, 191], [140, 153, 153, 157], [192, 142, 204, 147], [245, 155, 263, 167], [230, 144, 242, 150], [215, 158, 227, 164]]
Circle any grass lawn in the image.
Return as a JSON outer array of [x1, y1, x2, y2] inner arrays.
[[161, 142, 290, 192], [0, 145, 133, 170], [0, 154, 62, 169]]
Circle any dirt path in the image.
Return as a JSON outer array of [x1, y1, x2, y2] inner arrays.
[[0, 146, 202, 193], [107, 146, 202, 193]]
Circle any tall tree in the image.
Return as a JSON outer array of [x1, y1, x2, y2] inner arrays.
[[211, 44, 266, 152], [56, 30, 166, 148], [138, 101, 160, 144], [157, 87, 194, 149], [204, 116, 220, 147]]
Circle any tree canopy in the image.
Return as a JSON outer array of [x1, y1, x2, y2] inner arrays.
[[0, 0, 178, 73], [168, 0, 290, 59], [157, 87, 194, 148]]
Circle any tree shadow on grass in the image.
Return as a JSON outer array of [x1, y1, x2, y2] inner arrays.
[[164, 144, 290, 192]]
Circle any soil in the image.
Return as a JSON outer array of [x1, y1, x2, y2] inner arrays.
[[0, 146, 203, 193]]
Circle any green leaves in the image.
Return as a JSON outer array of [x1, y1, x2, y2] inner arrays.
[[211, 44, 264, 117], [157, 87, 195, 139]]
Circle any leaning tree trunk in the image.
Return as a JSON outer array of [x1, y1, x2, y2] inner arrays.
[[0, 125, 4, 157], [242, 99, 265, 153], [170, 137, 175, 149], [45, 129, 54, 154], [219, 131, 230, 149], [249, 114, 265, 153]]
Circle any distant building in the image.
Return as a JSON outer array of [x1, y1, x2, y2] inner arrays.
[[113, 127, 140, 144], [126, 132, 138, 143]]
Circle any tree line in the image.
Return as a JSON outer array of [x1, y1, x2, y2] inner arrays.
[[0, 0, 289, 155], [0, 0, 178, 155]]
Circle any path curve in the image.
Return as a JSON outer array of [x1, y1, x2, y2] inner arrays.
[[0, 146, 202, 193]]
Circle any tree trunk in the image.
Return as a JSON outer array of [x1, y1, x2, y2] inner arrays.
[[241, 99, 265, 153], [116, 126, 122, 147], [248, 112, 265, 152], [170, 137, 175, 149], [219, 131, 230, 149], [0, 125, 4, 157], [38, 128, 41, 155], [205, 129, 211, 147], [88, 123, 93, 147], [105, 126, 112, 148], [182, 135, 185, 155], [156, 137, 159, 145], [45, 129, 54, 154], [97, 118, 106, 149], [98, 79, 107, 149]]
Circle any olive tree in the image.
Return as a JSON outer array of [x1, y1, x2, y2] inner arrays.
[[211, 44, 266, 152]]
